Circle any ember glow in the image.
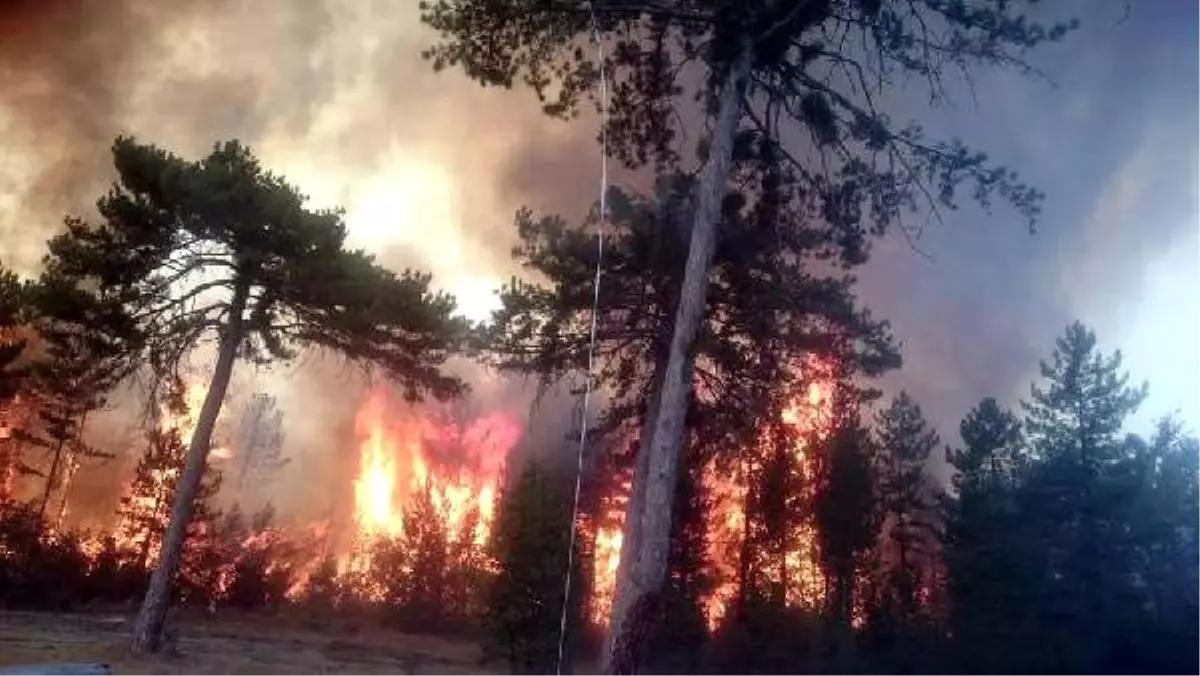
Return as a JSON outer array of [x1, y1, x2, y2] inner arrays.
[[111, 381, 210, 563], [16, 358, 832, 631], [589, 358, 836, 631], [345, 387, 521, 567], [589, 468, 632, 626], [703, 365, 834, 628]]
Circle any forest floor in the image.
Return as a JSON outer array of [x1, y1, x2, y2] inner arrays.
[[0, 610, 497, 674]]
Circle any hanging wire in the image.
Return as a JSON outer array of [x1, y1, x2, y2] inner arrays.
[[555, 5, 608, 674]]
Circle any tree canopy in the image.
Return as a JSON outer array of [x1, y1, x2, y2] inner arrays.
[[42, 137, 468, 403], [422, 0, 1076, 234], [487, 170, 898, 457], [37, 136, 472, 652]]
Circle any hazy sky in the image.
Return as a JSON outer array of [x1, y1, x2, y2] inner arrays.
[[0, 0, 1195, 475]]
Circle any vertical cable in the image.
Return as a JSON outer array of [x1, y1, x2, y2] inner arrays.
[[555, 6, 608, 674]]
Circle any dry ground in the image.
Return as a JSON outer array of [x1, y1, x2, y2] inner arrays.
[[0, 610, 498, 674]]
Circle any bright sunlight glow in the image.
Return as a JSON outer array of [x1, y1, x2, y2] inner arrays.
[[1115, 218, 1200, 435], [345, 160, 457, 251], [270, 148, 503, 325]]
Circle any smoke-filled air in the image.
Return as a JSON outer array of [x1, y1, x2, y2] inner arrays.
[[0, 1, 1196, 674]]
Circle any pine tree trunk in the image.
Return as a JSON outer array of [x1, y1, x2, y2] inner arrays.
[[54, 454, 76, 530], [130, 283, 248, 654], [54, 411, 88, 531], [37, 435, 66, 528], [602, 46, 751, 674]]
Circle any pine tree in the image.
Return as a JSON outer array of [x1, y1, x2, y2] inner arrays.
[[301, 555, 342, 613], [1119, 417, 1199, 673], [486, 171, 897, 667], [117, 381, 222, 574], [1017, 321, 1147, 672], [948, 398, 1024, 490], [814, 407, 878, 634], [1024, 321, 1147, 467], [14, 272, 129, 529], [484, 462, 578, 674], [422, 3, 1075, 663], [942, 398, 1033, 673], [370, 484, 454, 630], [39, 137, 470, 652], [871, 389, 941, 670], [644, 445, 712, 674]]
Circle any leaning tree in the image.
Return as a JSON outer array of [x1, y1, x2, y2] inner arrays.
[[41, 137, 469, 652], [421, 0, 1075, 669]]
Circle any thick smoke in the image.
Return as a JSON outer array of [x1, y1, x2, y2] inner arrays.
[[2, 0, 1194, 519], [0, 0, 600, 521]]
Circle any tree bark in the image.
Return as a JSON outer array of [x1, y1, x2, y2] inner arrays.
[[37, 432, 67, 528], [601, 45, 752, 674], [130, 282, 248, 654]]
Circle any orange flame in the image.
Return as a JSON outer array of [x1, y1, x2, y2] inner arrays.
[[346, 388, 521, 570], [590, 357, 835, 631], [589, 470, 631, 626]]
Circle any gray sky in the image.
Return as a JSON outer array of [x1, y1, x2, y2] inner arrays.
[[0, 0, 1195, 497], [854, 0, 1199, 440]]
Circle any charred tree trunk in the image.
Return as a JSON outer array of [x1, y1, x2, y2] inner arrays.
[[602, 45, 751, 674], [53, 454, 75, 530], [130, 282, 248, 654], [53, 411, 89, 531], [36, 434, 66, 528]]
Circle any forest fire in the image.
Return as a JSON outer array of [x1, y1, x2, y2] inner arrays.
[[588, 359, 836, 631], [704, 366, 834, 628], [13, 378, 527, 610], [345, 388, 521, 569], [588, 470, 632, 626], [110, 381, 211, 564]]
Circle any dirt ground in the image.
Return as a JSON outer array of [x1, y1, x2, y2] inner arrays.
[[0, 610, 498, 674]]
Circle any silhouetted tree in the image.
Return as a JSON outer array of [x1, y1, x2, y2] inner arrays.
[[484, 462, 578, 674], [484, 169, 896, 668], [422, 2, 1075, 663], [300, 555, 342, 613], [643, 447, 712, 674], [1017, 322, 1149, 673], [815, 409, 878, 637], [117, 380, 222, 574], [868, 390, 942, 672], [942, 398, 1034, 673], [18, 275, 130, 529], [39, 136, 469, 652]]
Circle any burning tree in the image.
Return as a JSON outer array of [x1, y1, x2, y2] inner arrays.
[[483, 167, 897, 662], [117, 380, 222, 573], [337, 388, 520, 626], [0, 265, 29, 500], [40, 137, 470, 652], [16, 272, 132, 530], [422, 1, 1076, 668], [865, 390, 943, 670], [0, 265, 28, 406]]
